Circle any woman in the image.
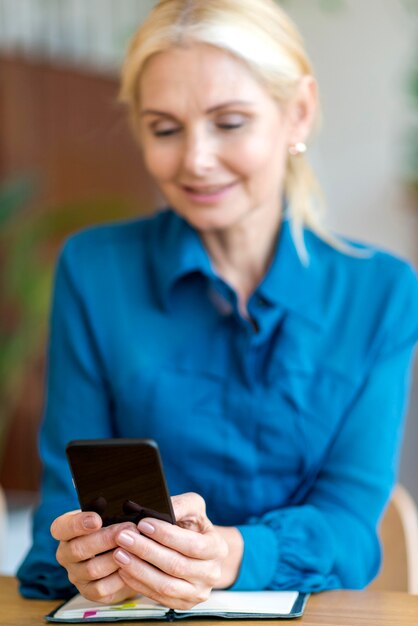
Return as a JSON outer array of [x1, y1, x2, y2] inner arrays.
[[18, 0, 418, 608]]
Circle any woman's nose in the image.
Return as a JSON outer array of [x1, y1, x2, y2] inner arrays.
[[182, 130, 217, 176]]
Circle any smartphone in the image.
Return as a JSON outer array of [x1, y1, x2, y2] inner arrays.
[[66, 438, 176, 527]]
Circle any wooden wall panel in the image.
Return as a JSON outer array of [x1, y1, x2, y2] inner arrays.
[[0, 54, 159, 491], [0, 53, 158, 209]]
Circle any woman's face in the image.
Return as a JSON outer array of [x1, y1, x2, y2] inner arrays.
[[138, 43, 311, 232]]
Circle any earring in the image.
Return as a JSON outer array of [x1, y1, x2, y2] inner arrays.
[[288, 142, 307, 156]]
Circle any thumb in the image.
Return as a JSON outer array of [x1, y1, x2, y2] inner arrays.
[[171, 492, 212, 533]]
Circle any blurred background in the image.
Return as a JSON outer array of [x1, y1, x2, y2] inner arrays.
[[0, 0, 417, 575]]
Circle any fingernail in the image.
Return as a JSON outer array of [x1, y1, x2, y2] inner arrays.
[[115, 549, 131, 565], [138, 520, 155, 534], [83, 515, 98, 529], [118, 531, 135, 546]]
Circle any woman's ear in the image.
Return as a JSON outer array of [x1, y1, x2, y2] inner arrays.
[[288, 75, 318, 145]]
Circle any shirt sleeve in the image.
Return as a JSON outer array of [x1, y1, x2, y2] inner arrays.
[[231, 264, 418, 592], [17, 238, 115, 599]]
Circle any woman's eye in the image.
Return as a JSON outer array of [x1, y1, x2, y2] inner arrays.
[[151, 124, 181, 137], [216, 114, 247, 131], [153, 128, 180, 137]]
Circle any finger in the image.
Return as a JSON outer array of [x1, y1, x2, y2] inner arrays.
[[96, 584, 137, 606], [51, 510, 102, 542], [114, 550, 196, 607], [80, 571, 132, 605], [68, 550, 120, 584], [115, 529, 220, 584], [171, 493, 211, 531], [136, 518, 221, 560], [119, 570, 187, 609], [118, 570, 161, 604], [57, 522, 139, 564]]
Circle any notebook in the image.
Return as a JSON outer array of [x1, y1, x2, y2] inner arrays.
[[46, 590, 309, 622]]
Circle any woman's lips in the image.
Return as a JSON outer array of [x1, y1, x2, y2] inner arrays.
[[180, 181, 238, 204]]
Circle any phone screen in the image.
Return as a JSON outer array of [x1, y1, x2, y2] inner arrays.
[[66, 439, 176, 526]]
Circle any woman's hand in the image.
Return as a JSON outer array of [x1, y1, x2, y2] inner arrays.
[[113, 492, 244, 610], [50, 511, 138, 604]]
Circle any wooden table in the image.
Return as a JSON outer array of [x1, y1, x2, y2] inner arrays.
[[1, 576, 417, 625]]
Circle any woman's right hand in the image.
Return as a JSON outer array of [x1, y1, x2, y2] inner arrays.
[[51, 510, 138, 604]]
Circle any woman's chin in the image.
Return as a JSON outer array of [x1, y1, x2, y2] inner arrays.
[[172, 207, 245, 233]]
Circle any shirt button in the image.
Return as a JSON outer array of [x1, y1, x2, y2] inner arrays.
[[208, 286, 233, 315]]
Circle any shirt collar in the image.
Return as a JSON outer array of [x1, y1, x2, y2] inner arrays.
[[153, 209, 323, 329], [256, 218, 323, 329], [152, 210, 215, 310]]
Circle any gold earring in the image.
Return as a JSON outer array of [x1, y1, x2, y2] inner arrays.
[[288, 142, 307, 156]]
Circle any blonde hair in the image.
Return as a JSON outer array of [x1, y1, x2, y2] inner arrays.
[[119, 0, 348, 263]]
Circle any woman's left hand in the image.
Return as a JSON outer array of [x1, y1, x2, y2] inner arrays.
[[113, 492, 243, 609]]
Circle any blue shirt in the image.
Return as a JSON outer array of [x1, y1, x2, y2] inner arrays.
[[18, 209, 418, 598]]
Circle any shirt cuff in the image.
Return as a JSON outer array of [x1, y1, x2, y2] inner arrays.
[[230, 524, 278, 590]]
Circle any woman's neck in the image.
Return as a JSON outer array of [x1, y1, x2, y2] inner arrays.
[[199, 203, 283, 317]]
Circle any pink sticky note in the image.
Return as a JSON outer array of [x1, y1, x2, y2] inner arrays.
[[83, 610, 97, 618]]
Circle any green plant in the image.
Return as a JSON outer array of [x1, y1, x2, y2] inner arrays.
[[0, 177, 137, 461]]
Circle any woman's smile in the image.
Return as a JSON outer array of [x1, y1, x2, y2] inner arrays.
[[180, 181, 239, 204]]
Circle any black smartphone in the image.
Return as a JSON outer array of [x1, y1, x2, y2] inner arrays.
[[66, 438, 176, 527]]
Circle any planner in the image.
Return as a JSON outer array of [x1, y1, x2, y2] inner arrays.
[[46, 590, 309, 622]]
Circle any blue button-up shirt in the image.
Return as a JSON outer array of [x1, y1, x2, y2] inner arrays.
[[18, 209, 418, 598]]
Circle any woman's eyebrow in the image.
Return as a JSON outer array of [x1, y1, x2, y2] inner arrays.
[[206, 100, 255, 113], [140, 109, 176, 118], [140, 100, 255, 117]]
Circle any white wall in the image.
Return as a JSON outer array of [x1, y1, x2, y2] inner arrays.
[[0, 0, 156, 70], [286, 0, 418, 262]]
